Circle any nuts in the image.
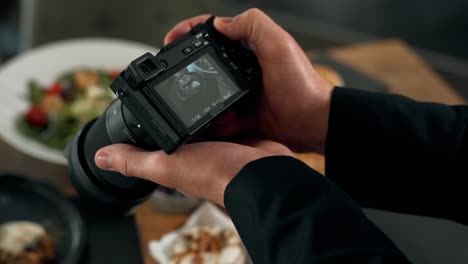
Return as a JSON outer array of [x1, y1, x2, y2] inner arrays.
[[171, 226, 244, 264]]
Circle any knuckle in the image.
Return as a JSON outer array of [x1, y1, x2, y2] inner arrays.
[[277, 38, 297, 54], [242, 9, 264, 42], [121, 158, 135, 176], [246, 8, 264, 18], [148, 153, 165, 172], [148, 153, 170, 180]]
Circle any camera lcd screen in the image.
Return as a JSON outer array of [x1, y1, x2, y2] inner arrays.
[[154, 54, 241, 128]]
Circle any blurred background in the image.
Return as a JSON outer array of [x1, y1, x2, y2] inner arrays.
[[1, 0, 468, 98], [1, 1, 468, 264]]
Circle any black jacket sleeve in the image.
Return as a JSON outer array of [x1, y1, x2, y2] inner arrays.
[[225, 156, 410, 264], [326, 87, 468, 224]]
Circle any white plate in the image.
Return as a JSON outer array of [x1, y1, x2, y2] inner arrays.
[[149, 202, 251, 264], [0, 38, 159, 165]]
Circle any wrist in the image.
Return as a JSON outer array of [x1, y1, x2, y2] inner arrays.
[[219, 142, 294, 206], [218, 149, 270, 207], [304, 80, 333, 154]]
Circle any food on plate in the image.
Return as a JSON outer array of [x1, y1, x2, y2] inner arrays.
[[313, 64, 345, 87], [170, 226, 244, 264], [17, 69, 119, 149], [0, 221, 55, 264]]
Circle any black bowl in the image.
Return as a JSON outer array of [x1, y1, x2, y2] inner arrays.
[[0, 174, 86, 264]]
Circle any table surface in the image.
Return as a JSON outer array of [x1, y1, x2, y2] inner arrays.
[[0, 39, 466, 264]]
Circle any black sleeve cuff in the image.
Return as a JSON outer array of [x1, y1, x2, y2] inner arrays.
[[225, 156, 409, 264]]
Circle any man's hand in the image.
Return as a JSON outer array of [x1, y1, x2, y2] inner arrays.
[[95, 140, 293, 206], [94, 8, 329, 207], [165, 9, 333, 153]]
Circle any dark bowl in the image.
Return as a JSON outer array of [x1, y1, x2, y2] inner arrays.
[[0, 174, 86, 264]]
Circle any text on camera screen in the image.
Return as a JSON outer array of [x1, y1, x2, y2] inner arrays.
[[154, 54, 241, 128]]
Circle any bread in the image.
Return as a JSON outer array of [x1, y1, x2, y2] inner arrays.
[[0, 221, 55, 264], [313, 64, 345, 87]]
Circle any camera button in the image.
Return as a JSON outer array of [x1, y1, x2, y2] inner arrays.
[[203, 33, 212, 40], [183, 46, 193, 54], [116, 90, 125, 97], [230, 62, 238, 70], [193, 40, 203, 48]]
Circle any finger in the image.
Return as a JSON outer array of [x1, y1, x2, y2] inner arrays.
[[240, 139, 294, 156], [164, 14, 212, 45], [95, 144, 174, 186], [214, 9, 293, 58]]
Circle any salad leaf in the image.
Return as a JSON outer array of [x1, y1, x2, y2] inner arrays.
[[28, 80, 45, 105], [19, 69, 118, 150]]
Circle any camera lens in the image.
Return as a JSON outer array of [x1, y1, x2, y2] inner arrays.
[[66, 100, 158, 213]]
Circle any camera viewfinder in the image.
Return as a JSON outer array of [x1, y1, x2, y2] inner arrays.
[[139, 58, 157, 74]]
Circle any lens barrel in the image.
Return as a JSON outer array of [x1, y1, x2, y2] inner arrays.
[[66, 100, 158, 212]]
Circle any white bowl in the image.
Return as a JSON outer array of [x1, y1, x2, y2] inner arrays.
[[0, 38, 158, 165]]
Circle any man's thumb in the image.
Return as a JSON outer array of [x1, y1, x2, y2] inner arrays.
[[95, 144, 168, 182]]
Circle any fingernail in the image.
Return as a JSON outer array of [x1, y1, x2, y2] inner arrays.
[[96, 151, 112, 170], [216, 17, 234, 25]]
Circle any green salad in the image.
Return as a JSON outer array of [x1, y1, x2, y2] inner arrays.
[[17, 69, 120, 149]]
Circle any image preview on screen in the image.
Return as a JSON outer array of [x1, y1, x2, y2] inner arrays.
[[155, 54, 241, 128]]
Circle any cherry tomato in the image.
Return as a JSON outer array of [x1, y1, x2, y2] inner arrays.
[[46, 82, 63, 95], [110, 70, 121, 80], [26, 106, 48, 127]]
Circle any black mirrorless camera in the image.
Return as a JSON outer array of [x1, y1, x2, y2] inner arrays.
[[66, 16, 262, 211]]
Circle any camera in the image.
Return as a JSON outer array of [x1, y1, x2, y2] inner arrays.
[[65, 16, 262, 212]]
